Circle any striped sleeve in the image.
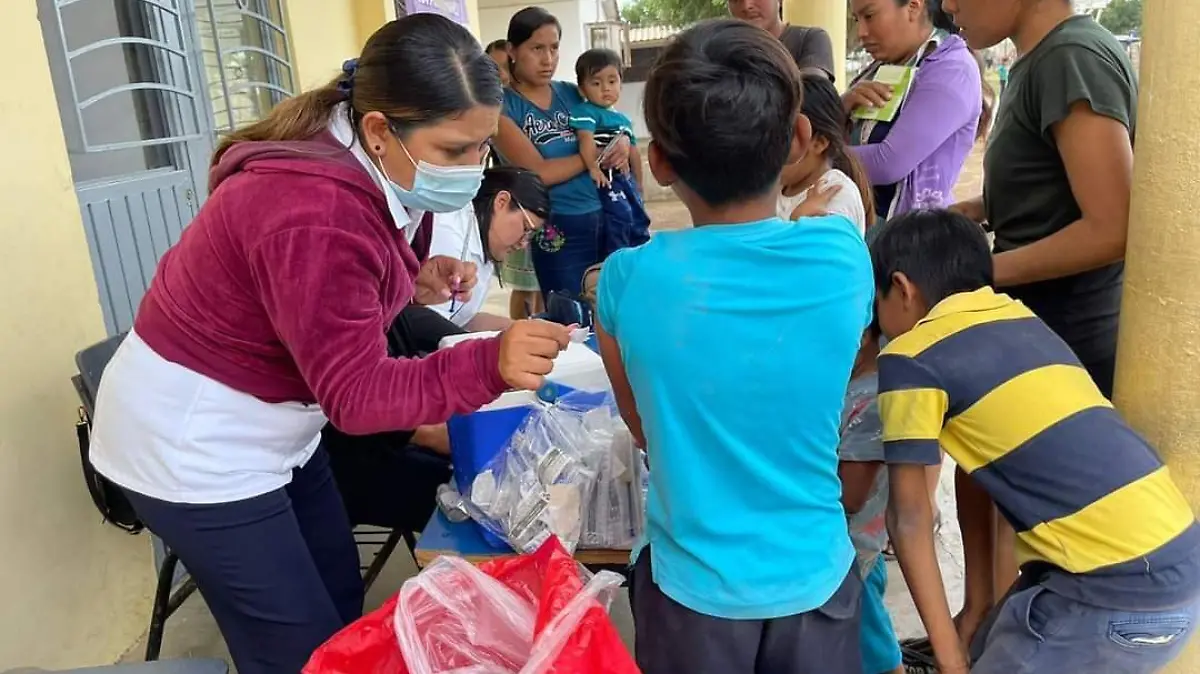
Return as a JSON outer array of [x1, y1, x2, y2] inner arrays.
[[567, 103, 598, 133], [877, 352, 947, 465]]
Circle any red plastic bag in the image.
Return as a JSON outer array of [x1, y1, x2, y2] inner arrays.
[[304, 539, 639, 674]]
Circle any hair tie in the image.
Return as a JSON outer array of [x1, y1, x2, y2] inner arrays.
[[337, 58, 358, 99]]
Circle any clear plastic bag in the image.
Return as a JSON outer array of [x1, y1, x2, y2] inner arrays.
[[303, 540, 640, 674], [394, 556, 535, 673], [464, 391, 647, 553], [579, 423, 647, 550]]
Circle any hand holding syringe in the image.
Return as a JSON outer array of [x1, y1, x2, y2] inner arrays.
[[414, 255, 477, 308]]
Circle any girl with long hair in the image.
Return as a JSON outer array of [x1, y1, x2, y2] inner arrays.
[[781, 72, 877, 232]]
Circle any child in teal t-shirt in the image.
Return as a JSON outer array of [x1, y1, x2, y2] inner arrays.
[[568, 49, 650, 256], [595, 19, 874, 674]]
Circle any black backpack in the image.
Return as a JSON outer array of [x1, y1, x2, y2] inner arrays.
[[72, 333, 143, 534]]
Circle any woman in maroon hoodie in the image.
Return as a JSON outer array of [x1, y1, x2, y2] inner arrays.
[[87, 15, 571, 673]]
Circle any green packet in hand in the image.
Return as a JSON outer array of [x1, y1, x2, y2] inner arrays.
[[851, 64, 916, 123]]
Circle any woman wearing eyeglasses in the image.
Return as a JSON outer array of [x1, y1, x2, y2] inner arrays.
[[428, 166, 550, 331], [86, 16, 572, 674]]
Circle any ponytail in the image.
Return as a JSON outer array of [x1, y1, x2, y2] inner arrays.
[[926, 0, 958, 33], [914, 0, 994, 142]]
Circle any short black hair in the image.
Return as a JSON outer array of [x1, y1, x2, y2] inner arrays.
[[575, 48, 623, 83], [473, 166, 550, 264], [486, 39, 509, 54], [869, 209, 993, 306], [643, 19, 801, 207]]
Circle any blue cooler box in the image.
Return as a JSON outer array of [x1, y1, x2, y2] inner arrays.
[[441, 337, 610, 548]]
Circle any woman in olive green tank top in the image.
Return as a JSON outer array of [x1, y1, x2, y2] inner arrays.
[[947, 0, 1137, 401]]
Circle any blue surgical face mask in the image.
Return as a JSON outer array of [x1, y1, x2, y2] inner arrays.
[[378, 140, 486, 213]]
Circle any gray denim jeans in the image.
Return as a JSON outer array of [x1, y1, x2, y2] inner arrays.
[[972, 584, 1200, 674]]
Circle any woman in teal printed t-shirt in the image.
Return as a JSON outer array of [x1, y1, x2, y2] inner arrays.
[[494, 6, 631, 301]]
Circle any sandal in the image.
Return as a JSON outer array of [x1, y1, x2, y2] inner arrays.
[[900, 637, 937, 673]]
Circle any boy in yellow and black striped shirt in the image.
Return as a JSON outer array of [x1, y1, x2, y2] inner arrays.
[[869, 210, 1200, 674]]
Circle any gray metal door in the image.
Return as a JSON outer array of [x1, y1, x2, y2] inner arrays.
[[40, 0, 212, 335], [40, 0, 295, 335]]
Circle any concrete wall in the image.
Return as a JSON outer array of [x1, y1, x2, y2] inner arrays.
[[287, 0, 485, 90], [286, 0, 364, 89], [613, 80, 647, 139], [0, 3, 155, 668]]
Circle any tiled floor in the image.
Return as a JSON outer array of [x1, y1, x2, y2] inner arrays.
[[117, 143, 988, 668]]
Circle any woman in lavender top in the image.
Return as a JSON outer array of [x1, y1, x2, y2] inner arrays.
[[844, 0, 985, 221]]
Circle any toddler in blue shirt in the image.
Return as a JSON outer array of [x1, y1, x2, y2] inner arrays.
[[568, 48, 650, 256]]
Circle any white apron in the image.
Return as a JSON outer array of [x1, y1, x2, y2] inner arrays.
[[89, 330, 328, 505]]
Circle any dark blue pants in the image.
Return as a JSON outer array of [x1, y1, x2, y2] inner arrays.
[[123, 447, 363, 674], [532, 209, 604, 298], [599, 172, 651, 258]]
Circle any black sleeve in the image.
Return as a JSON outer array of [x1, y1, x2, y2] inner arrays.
[[387, 305, 469, 358], [1035, 43, 1135, 135]]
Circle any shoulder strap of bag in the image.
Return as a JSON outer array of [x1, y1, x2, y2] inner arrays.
[[75, 410, 143, 534]]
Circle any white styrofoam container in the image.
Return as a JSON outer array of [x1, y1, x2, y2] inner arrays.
[[438, 331, 611, 412]]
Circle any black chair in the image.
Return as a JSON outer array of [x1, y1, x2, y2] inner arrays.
[[73, 334, 199, 662], [356, 527, 418, 591]]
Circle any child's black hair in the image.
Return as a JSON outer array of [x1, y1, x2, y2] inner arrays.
[[485, 39, 509, 54], [867, 314, 882, 341], [799, 72, 876, 224], [868, 209, 994, 306], [575, 48, 624, 83], [643, 19, 801, 207]]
